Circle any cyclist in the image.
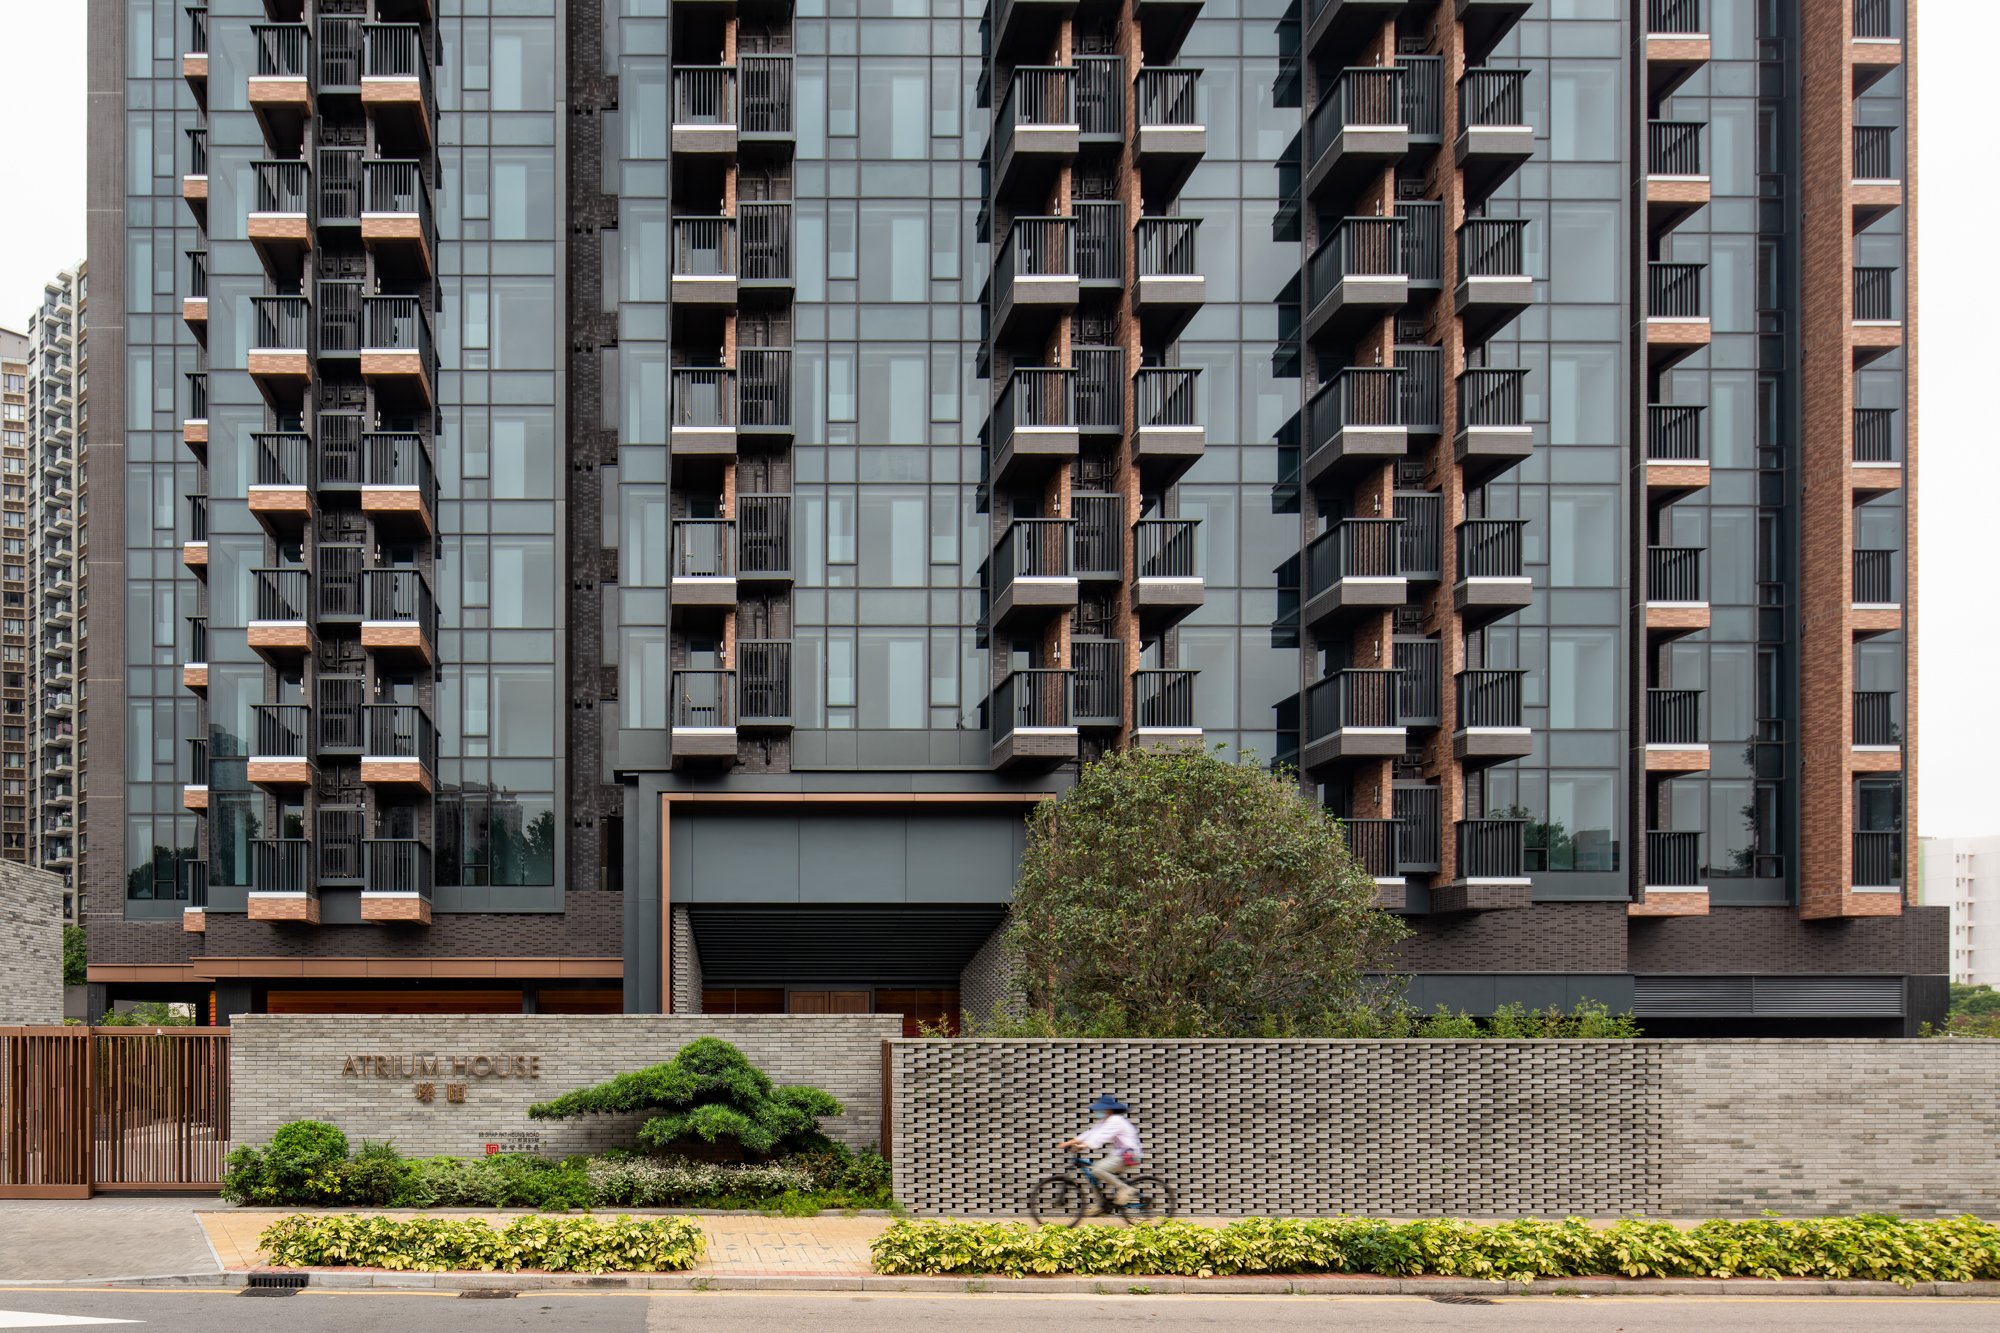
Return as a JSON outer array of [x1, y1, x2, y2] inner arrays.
[[1060, 1094, 1143, 1210]]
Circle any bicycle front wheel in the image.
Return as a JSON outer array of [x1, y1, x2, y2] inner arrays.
[[1029, 1174, 1087, 1227], [1119, 1173, 1177, 1224]]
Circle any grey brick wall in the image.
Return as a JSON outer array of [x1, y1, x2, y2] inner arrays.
[[957, 924, 1016, 1025], [0, 861, 66, 1024], [230, 1015, 899, 1158], [668, 908, 702, 1014], [887, 1039, 2000, 1217]]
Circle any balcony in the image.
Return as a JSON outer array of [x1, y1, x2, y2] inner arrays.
[[1646, 261, 1709, 368], [672, 669, 739, 767], [183, 249, 208, 330], [361, 296, 435, 402], [248, 838, 318, 922], [671, 210, 795, 301], [362, 704, 437, 791], [183, 5, 208, 86], [1305, 0, 1407, 61], [249, 431, 314, 530], [1454, 219, 1532, 341], [1304, 217, 1407, 343], [1432, 818, 1530, 912], [1129, 219, 1204, 342], [993, 217, 1078, 341], [361, 432, 436, 532], [990, 367, 1080, 489], [317, 14, 362, 94], [249, 23, 313, 146], [182, 493, 209, 573], [1303, 517, 1405, 631], [672, 367, 738, 455], [361, 23, 433, 144], [1133, 669, 1201, 747], [1396, 493, 1442, 584], [1452, 367, 1533, 478], [1133, 518, 1203, 626], [1072, 495, 1123, 582], [1306, 368, 1406, 487], [738, 348, 794, 441], [316, 676, 365, 759], [184, 738, 209, 811], [1074, 201, 1125, 292], [250, 567, 311, 657], [1454, 69, 1532, 205], [1850, 0, 1902, 91], [1645, 403, 1709, 496], [361, 840, 432, 924], [990, 669, 1079, 770], [1391, 637, 1441, 731], [1852, 265, 1902, 359], [317, 543, 366, 626], [995, 67, 1079, 200], [1453, 668, 1531, 766], [1630, 830, 1709, 916], [249, 703, 312, 789], [1070, 640, 1125, 732], [1850, 125, 1901, 227], [1646, 120, 1710, 235], [989, 519, 1079, 630], [1853, 829, 1902, 893], [1303, 668, 1404, 769], [673, 65, 739, 153], [1397, 54, 1442, 147], [1135, 68, 1204, 191], [1645, 0, 1710, 100], [316, 145, 362, 226], [1305, 67, 1408, 201], [738, 640, 794, 729], [362, 568, 437, 661], [672, 519, 738, 608], [1456, 0, 1533, 62], [249, 159, 312, 258], [182, 129, 209, 215], [1852, 547, 1898, 612], [249, 295, 313, 386], [1851, 407, 1900, 493], [1646, 545, 1709, 638], [1453, 519, 1532, 624], [738, 495, 792, 582], [361, 159, 435, 274], [1131, 367, 1203, 482], [1851, 690, 1900, 772], [1646, 688, 1708, 771], [1343, 817, 1404, 892]]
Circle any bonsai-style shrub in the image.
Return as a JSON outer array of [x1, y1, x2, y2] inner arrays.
[[528, 1037, 842, 1157]]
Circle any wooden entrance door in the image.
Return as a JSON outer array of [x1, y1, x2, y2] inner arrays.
[[786, 990, 870, 1014]]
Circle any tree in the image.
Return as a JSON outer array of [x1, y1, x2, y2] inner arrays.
[[62, 926, 86, 988], [527, 1037, 841, 1157], [1004, 746, 1408, 1036]]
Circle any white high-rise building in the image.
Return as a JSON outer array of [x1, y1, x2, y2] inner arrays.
[[1919, 837, 2000, 988]]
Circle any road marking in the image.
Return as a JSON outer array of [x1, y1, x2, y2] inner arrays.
[[0, 1313, 141, 1328]]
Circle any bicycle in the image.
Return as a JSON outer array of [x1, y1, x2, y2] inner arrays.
[[1029, 1152, 1178, 1226]]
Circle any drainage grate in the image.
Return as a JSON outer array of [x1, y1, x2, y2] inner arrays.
[[244, 1272, 308, 1294], [1429, 1294, 1497, 1306], [458, 1289, 519, 1300]]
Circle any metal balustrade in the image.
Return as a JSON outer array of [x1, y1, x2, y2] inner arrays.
[[991, 669, 1074, 743], [673, 670, 737, 730], [317, 280, 364, 355], [316, 544, 366, 620], [1307, 517, 1402, 594], [363, 296, 436, 381], [1852, 125, 1896, 179], [674, 65, 737, 126], [187, 615, 207, 663], [365, 840, 432, 898], [1075, 202, 1124, 281], [995, 367, 1076, 442], [1075, 56, 1125, 136], [1650, 262, 1705, 318], [1648, 688, 1701, 745], [1396, 786, 1442, 872], [673, 217, 736, 275], [1133, 670, 1197, 730], [1853, 266, 1896, 321], [1458, 518, 1525, 580], [996, 216, 1077, 300], [185, 858, 209, 908], [253, 568, 309, 621], [186, 5, 207, 55], [1311, 368, 1404, 457], [1853, 0, 1893, 40], [739, 349, 792, 428], [188, 737, 208, 786], [739, 640, 793, 724], [318, 147, 361, 221], [993, 519, 1075, 600], [363, 432, 435, 511], [1134, 518, 1199, 580], [1072, 495, 1122, 578], [1853, 690, 1899, 746], [316, 413, 363, 487], [1649, 546, 1704, 602], [1309, 217, 1406, 307], [1649, 120, 1703, 175], [1343, 818, 1400, 880], [252, 159, 311, 214], [1649, 404, 1705, 459], [1459, 218, 1527, 279], [318, 15, 361, 89], [1399, 55, 1442, 137], [1137, 68, 1200, 126], [673, 367, 737, 428], [1852, 408, 1896, 462], [1457, 669, 1524, 729], [1460, 68, 1526, 129], [1647, 0, 1702, 36], [1396, 494, 1441, 580], [997, 66, 1077, 164], [186, 128, 207, 177], [742, 202, 793, 280], [1136, 218, 1200, 277], [1853, 548, 1896, 604], [1308, 669, 1399, 741], [254, 838, 314, 895], [1136, 368, 1199, 428], [362, 158, 430, 224], [252, 23, 309, 78], [252, 296, 310, 351], [1457, 818, 1526, 880], [187, 250, 207, 299], [674, 519, 738, 579], [1074, 348, 1124, 432], [365, 704, 437, 770], [741, 55, 794, 134], [1396, 639, 1441, 725], [1647, 831, 1701, 887], [1854, 830, 1902, 887], [1072, 640, 1124, 727], [316, 676, 364, 752], [253, 432, 311, 489], [253, 703, 310, 758], [362, 568, 437, 639], [363, 23, 428, 90], [738, 496, 792, 577]]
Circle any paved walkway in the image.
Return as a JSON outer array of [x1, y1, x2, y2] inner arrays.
[[0, 1199, 223, 1283]]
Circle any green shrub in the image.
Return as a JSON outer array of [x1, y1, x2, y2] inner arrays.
[[221, 1119, 351, 1205], [868, 1216, 2000, 1285], [335, 1141, 413, 1207], [528, 1038, 843, 1157], [258, 1213, 706, 1273]]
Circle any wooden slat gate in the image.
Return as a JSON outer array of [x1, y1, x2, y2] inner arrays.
[[0, 1028, 230, 1198]]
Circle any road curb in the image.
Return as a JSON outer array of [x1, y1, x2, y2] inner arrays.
[[86, 1270, 2000, 1298]]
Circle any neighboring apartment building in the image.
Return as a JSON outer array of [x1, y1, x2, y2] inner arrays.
[[1919, 837, 1999, 987], [25, 267, 88, 920], [82, 0, 1939, 1034], [1, 330, 29, 872]]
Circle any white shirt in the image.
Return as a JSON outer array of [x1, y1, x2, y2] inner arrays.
[[1078, 1113, 1142, 1158]]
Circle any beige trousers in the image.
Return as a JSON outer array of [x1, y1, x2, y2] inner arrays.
[[1089, 1151, 1137, 1202]]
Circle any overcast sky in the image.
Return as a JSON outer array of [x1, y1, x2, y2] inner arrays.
[[0, 6, 1988, 833]]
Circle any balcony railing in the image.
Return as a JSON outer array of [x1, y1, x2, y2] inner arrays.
[[187, 249, 208, 299], [363, 158, 431, 226], [1459, 219, 1527, 280], [1853, 0, 1893, 40], [1648, 688, 1701, 746], [1075, 55, 1124, 136], [1457, 818, 1526, 880], [363, 432, 435, 511], [1397, 493, 1441, 580], [253, 159, 310, 215], [362, 22, 428, 88], [673, 367, 736, 429], [1393, 202, 1441, 286], [739, 640, 793, 724], [1853, 266, 1896, 321], [1133, 669, 1197, 730], [1648, 831, 1701, 887], [187, 614, 207, 663], [1134, 518, 1199, 580], [315, 147, 362, 222], [254, 838, 314, 895], [995, 366, 1076, 443], [1136, 67, 1200, 127], [316, 676, 364, 752], [1854, 829, 1902, 887], [1647, 0, 1703, 36], [1075, 201, 1124, 281], [315, 278, 363, 354], [1457, 669, 1524, 730], [1399, 55, 1442, 137], [742, 55, 795, 134], [674, 519, 737, 579], [673, 216, 734, 275], [1852, 125, 1895, 180], [1136, 368, 1199, 430], [253, 703, 310, 758], [1072, 495, 1122, 578], [1853, 407, 1896, 462], [1311, 367, 1403, 453], [1649, 120, 1703, 175], [994, 519, 1074, 598], [364, 296, 436, 380], [314, 543, 363, 620], [674, 669, 737, 730], [997, 66, 1076, 163], [1318, 65, 1405, 148], [363, 568, 437, 638], [738, 496, 791, 577], [1460, 68, 1526, 130], [1135, 217, 1200, 277], [187, 128, 207, 177], [1853, 690, 1899, 746], [996, 215, 1077, 293], [1072, 640, 1124, 727], [319, 14, 361, 89], [1649, 404, 1705, 459], [314, 412, 362, 486], [1074, 348, 1123, 432], [1342, 818, 1400, 880], [1397, 639, 1441, 725], [254, 431, 312, 489], [1307, 517, 1402, 595], [1395, 785, 1441, 872], [188, 737, 208, 787], [186, 5, 207, 55], [1458, 519, 1525, 580], [254, 567, 309, 621], [1308, 668, 1399, 741], [1853, 548, 1896, 604], [1648, 262, 1705, 319], [991, 669, 1074, 743], [365, 703, 437, 770], [187, 492, 208, 542], [184, 857, 209, 908], [252, 295, 311, 351], [1308, 217, 1406, 310], [739, 348, 792, 428], [252, 23, 310, 78], [674, 65, 737, 125], [1458, 367, 1527, 429], [365, 840, 432, 898], [1649, 546, 1704, 602]]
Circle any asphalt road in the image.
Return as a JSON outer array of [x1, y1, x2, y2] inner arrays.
[[0, 1289, 1996, 1332]]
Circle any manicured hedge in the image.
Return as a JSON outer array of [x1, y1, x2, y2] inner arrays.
[[259, 1213, 706, 1273], [868, 1216, 2000, 1285]]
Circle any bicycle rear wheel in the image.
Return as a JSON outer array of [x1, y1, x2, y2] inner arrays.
[[1118, 1173, 1176, 1223], [1029, 1174, 1087, 1227]]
